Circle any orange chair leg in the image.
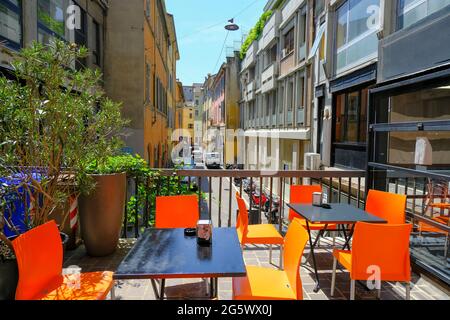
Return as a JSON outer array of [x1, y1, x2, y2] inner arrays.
[[350, 279, 356, 300], [405, 283, 411, 300]]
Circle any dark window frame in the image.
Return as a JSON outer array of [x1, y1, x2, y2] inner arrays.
[[37, 0, 66, 42], [92, 19, 101, 66], [334, 89, 368, 145], [0, 0, 22, 50]]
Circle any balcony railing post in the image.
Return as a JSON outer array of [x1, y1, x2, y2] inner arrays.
[[279, 177, 284, 234], [329, 177, 333, 203], [259, 177, 263, 223], [218, 177, 223, 227], [228, 178, 233, 227], [348, 177, 352, 205], [135, 178, 139, 238], [122, 177, 129, 239], [269, 177, 273, 224], [357, 177, 361, 209], [198, 176, 202, 219], [209, 177, 213, 220]]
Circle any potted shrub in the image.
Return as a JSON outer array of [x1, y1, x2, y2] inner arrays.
[[79, 157, 128, 257], [0, 41, 126, 256]]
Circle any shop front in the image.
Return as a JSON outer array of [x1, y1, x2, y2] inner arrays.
[[368, 70, 450, 286], [330, 64, 377, 170]]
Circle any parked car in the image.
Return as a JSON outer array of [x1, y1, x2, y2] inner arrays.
[[192, 150, 203, 164], [205, 152, 221, 169]]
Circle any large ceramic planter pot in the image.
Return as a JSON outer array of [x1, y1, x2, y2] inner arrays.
[[79, 173, 126, 257]]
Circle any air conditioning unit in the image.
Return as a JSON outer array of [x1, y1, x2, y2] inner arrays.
[[304, 153, 321, 171]]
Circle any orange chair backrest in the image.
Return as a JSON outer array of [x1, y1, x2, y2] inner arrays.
[[289, 185, 322, 221], [351, 222, 412, 282], [365, 190, 406, 224], [155, 195, 199, 229], [235, 193, 249, 243], [12, 221, 64, 300], [284, 218, 309, 300]]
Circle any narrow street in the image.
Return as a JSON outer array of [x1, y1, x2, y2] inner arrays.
[[196, 164, 240, 227]]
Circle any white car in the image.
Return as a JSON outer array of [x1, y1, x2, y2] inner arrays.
[[205, 152, 221, 169]]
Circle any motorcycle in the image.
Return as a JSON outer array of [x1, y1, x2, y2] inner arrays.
[[250, 190, 267, 209], [243, 179, 257, 194], [264, 194, 280, 223]]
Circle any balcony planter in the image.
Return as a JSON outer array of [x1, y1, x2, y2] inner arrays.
[[79, 173, 126, 257]]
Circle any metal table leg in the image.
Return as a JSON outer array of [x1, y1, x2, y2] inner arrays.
[[210, 278, 218, 299], [342, 224, 355, 250], [151, 279, 166, 300], [305, 220, 321, 293], [160, 279, 166, 300]]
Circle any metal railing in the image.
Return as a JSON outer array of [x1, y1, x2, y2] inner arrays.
[[124, 169, 367, 237]]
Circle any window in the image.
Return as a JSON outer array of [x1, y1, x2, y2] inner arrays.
[[314, 0, 325, 19], [146, 0, 151, 18], [397, 0, 450, 30], [37, 0, 65, 43], [92, 20, 101, 66], [283, 27, 295, 56], [74, 4, 87, 70], [299, 8, 307, 60], [195, 110, 199, 117], [146, 63, 151, 104], [189, 113, 193, 119], [297, 74, 305, 108], [308, 22, 326, 60], [287, 80, 294, 112], [0, 0, 21, 50], [188, 124, 194, 129], [335, 88, 369, 144], [279, 86, 285, 114], [335, 0, 380, 73], [272, 92, 277, 116]]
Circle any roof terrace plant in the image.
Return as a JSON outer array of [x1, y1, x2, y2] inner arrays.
[[0, 40, 127, 231]]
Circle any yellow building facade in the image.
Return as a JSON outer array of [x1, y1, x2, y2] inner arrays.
[[105, 0, 178, 168]]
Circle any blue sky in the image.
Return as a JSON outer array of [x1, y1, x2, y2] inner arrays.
[[165, 0, 267, 85]]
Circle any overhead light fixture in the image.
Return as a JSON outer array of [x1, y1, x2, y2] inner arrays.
[[436, 85, 450, 90], [225, 19, 239, 31]]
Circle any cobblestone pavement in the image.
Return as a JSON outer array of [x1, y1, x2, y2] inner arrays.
[[63, 236, 449, 301]]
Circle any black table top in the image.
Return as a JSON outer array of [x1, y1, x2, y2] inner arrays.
[[113, 228, 246, 280], [287, 203, 387, 224]]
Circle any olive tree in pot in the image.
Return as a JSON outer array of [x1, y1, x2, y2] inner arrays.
[[0, 41, 127, 260]]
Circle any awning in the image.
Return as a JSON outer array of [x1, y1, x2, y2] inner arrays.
[[244, 128, 310, 140]]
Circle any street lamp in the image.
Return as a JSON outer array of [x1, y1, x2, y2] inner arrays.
[[225, 19, 239, 31]]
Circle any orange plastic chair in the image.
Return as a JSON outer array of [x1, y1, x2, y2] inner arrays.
[[12, 221, 114, 300], [232, 218, 309, 300], [236, 193, 284, 268], [155, 195, 199, 229], [289, 185, 337, 246], [365, 190, 406, 224], [331, 222, 412, 300]]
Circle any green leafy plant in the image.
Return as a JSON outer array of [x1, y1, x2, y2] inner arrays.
[[0, 40, 127, 229], [240, 10, 273, 59], [0, 184, 15, 261]]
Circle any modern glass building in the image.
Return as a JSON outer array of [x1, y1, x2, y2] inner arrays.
[[368, 1, 450, 286]]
